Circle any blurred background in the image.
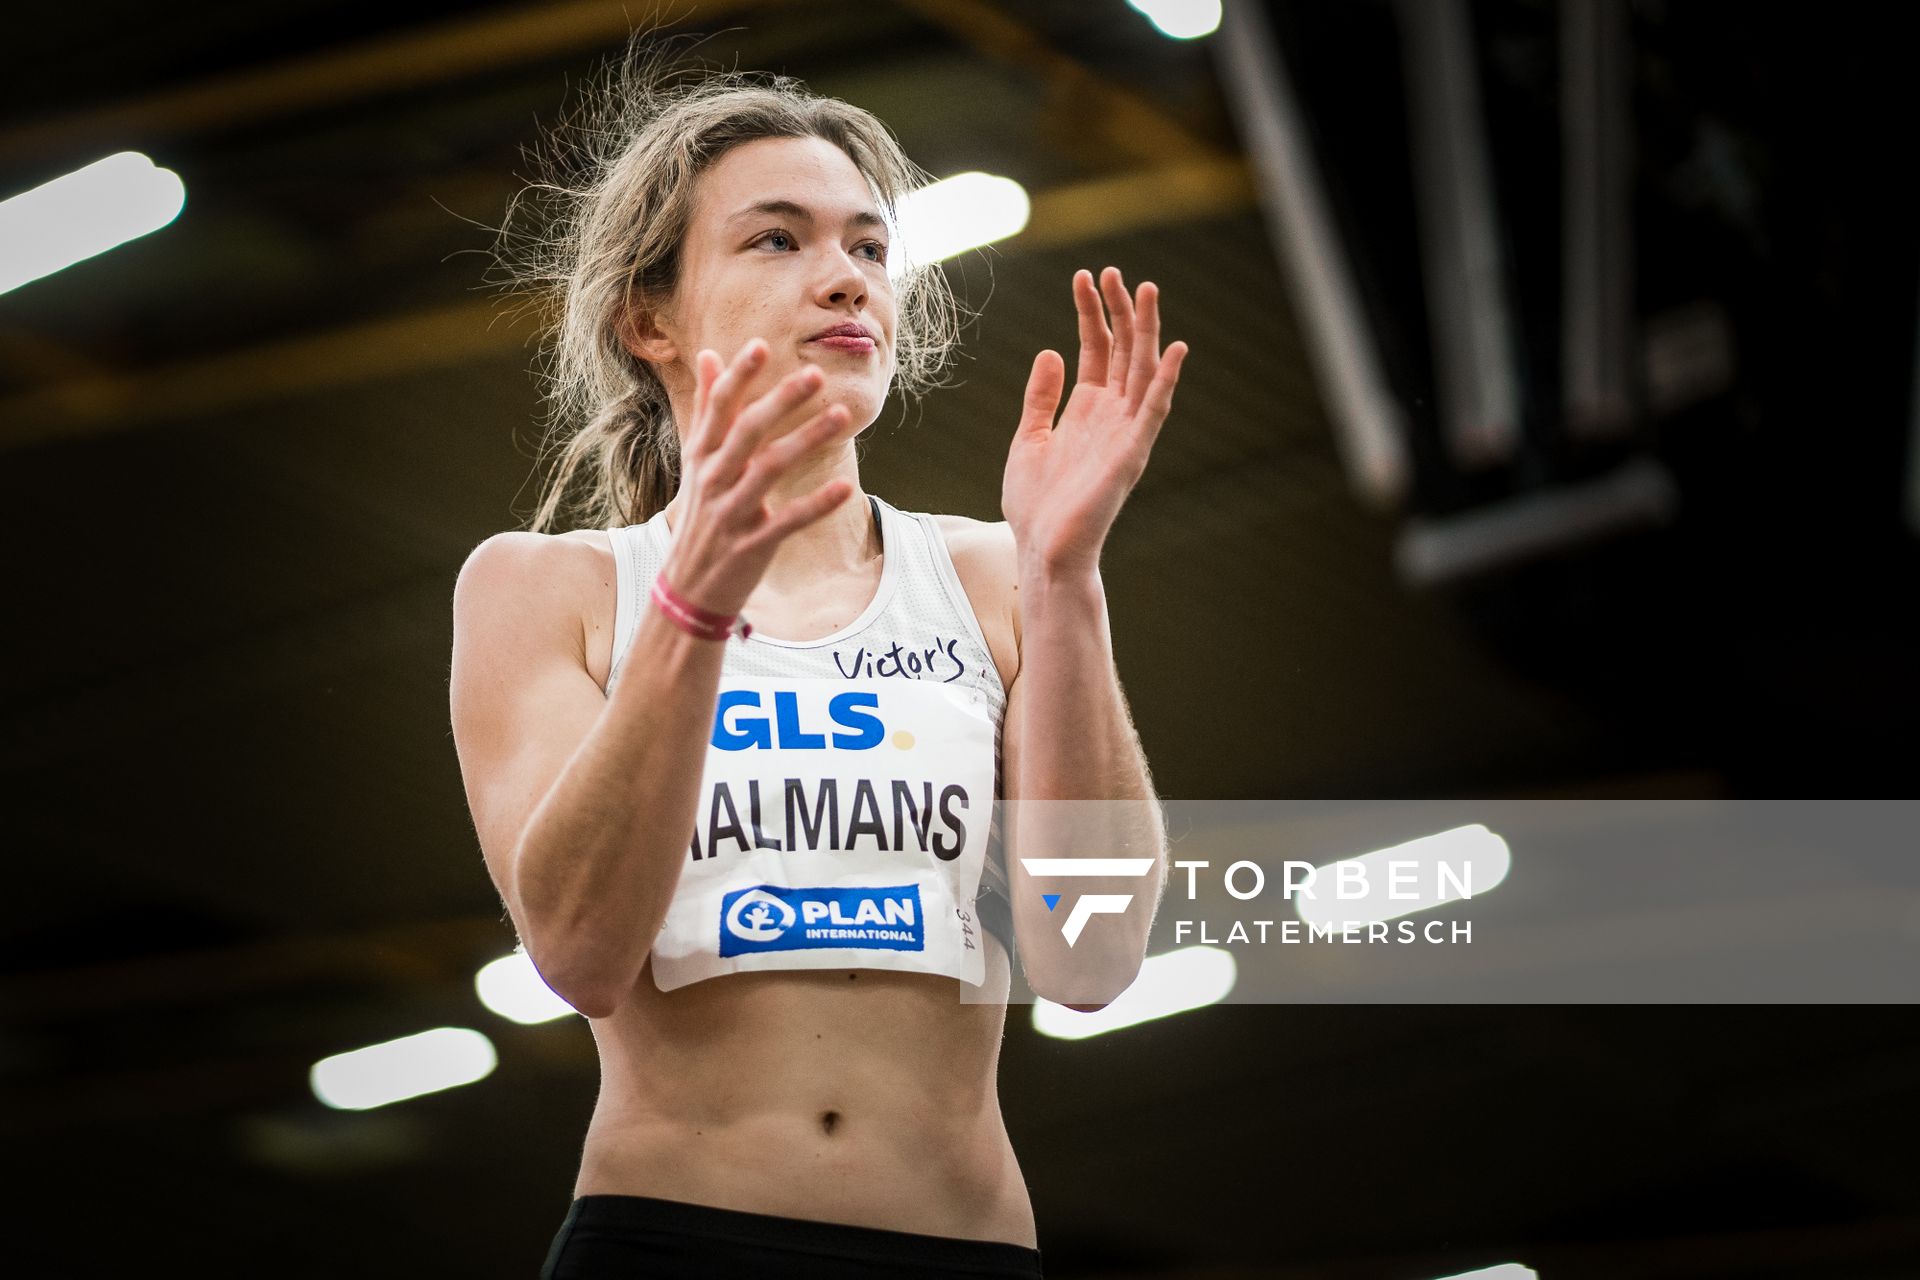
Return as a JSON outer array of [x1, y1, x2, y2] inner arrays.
[[4, 0, 1917, 1276]]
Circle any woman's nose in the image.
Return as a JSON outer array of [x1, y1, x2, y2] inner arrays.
[[816, 252, 868, 307]]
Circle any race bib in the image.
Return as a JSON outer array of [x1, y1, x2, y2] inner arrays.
[[649, 676, 998, 992]]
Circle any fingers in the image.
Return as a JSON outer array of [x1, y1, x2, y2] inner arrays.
[[1073, 269, 1110, 388], [738, 400, 859, 500], [707, 363, 826, 483], [755, 477, 855, 548], [689, 339, 769, 460], [690, 348, 720, 437], [1132, 340, 1189, 450], [1016, 350, 1066, 445], [1128, 281, 1161, 410], [1101, 267, 1135, 394]]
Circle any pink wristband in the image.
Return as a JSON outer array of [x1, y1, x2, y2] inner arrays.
[[651, 572, 752, 642]]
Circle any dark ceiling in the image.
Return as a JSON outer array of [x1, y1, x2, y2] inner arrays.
[[3, 1, 1917, 1276]]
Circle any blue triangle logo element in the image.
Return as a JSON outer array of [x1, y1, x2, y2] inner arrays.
[[1042, 894, 1061, 912]]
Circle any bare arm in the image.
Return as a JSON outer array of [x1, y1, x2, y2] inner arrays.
[[449, 341, 860, 1017], [1001, 565, 1167, 1011], [998, 267, 1187, 1010], [450, 534, 724, 1018]]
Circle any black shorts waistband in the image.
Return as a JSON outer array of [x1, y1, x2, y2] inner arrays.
[[560, 1193, 1043, 1277]]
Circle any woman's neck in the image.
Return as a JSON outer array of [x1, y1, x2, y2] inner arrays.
[[757, 484, 882, 599]]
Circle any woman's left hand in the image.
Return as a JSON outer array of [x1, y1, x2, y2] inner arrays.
[[1003, 266, 1189, 579]]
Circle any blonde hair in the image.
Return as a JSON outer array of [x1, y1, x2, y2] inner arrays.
[[492, 34, 962, 532]]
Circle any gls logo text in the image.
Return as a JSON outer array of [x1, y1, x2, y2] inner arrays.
[[1019, 858, 1156, 946], [714, 690, 883, 751]]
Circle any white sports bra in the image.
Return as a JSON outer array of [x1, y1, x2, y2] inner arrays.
[[604, 494, 1014, 992]]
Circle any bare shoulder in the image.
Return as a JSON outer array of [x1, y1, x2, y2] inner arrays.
[[927, 512, 1017, 585], [458, 527, 608, 588], [453, 529, 611, 645], [552, 526, 616, 568]]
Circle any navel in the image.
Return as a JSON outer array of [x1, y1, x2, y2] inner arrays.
[[820, 1109, 841, 1136]]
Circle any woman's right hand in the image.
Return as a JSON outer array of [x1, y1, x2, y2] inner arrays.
[[660, 338, 860, 619]]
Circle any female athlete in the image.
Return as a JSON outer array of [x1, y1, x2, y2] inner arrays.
[[450, 55, 1185, 1279]]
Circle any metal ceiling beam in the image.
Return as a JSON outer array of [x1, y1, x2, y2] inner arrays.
[[0, 295, 521, 450], [1397, 0, 1522, 470], [889, 0, 1225, 166], [0, 0, 778, 179], [1562, 0, 1636, 441], [1907, 260, 1920, 538], [1213, 0, 1412, 509], [0, 327, 112, 384], [1021, 156, 1251, 245]]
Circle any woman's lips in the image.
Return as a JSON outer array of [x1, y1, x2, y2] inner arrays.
[[808, 335, 876, 355]]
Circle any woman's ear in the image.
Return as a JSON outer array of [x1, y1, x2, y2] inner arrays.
[[618, 306, 678, 365]]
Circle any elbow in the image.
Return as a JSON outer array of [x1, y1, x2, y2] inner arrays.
[[511, 886, 639, 1021], [1029, 965, 1137, 1013], [1039, 986, 1124, 1014], [1035, 980, 1119, 1013], [529, 948, 629, 1020], [526, 918, 641, 1018], [1023, 924, 1147, 1010], [559, 985, 620, 1021]]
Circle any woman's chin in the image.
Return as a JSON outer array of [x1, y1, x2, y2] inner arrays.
[[824, 384, 885, 425]]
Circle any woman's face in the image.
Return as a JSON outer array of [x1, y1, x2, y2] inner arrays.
[[643, 134, 898, 436]]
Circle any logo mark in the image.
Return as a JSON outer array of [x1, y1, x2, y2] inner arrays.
[[723, 888, 797, 942], [1018, 858, 1155, 946], [712, 690, 884, 751], [718, 884, 925, 956]]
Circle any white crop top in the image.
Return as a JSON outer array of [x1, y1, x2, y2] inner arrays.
[[604, 494, 1015, 992]]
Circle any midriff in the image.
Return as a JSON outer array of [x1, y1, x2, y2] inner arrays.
[[574, 938, 1036, 1248]]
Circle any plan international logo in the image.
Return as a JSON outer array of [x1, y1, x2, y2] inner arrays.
[[718, 884, 926, 956], [1019, 858, 1156, 946]]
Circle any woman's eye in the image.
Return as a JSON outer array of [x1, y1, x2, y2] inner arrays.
[[756, 231, 885, 262]]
